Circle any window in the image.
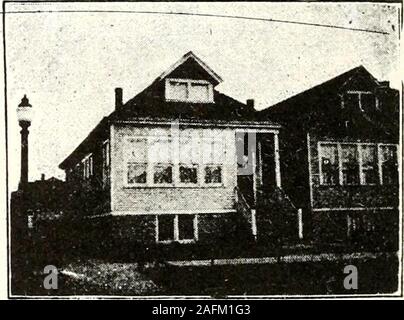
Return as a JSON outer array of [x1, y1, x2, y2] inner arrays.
[[150, 138, 173, 185], [319, 144, 339, 185], [126, 138, 147, 185], [82, 154, 93, 180], [380, 145, 398, 185], [205, 166, 222, 184], [178, 215, 195, 241], [157, 215, 175, 242], [202, 138, 224, 185], [128, 163, 147, 184], [124, 134, 226, 188], [157, 214, 197, 243], [344, 91, 377, 113], [189, 83, 210, 102], [179, 136, 199, 184], [341, 145, 359, 185], [166, 79, 213, 103], [318, 142, 398, 186], [168, 81, 188, 101], [102, 141, 110, 187], [179, 165, 198, 184], [361, 145, 378, 185]]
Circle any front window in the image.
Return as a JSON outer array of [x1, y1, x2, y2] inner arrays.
[[205, 166, 222, 184], [361, 145, 378, 185], [341, 145, 359, 185], [126, 138, 147, 185], [380, 145, 398, 185], [149, 138, 173, 185], [319, 144, 339, 185], [202, 138, 224, 185], [179, 136, 199, 184], [128, 163, 147, 184], [318, 142, 398, 186], [179, 165, 198, 184]]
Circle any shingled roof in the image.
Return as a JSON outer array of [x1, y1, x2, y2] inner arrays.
[[260, 65, 399, 139], [59, 52, 280, 169]]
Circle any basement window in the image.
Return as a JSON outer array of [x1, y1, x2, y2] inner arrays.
[[157, 214, 198, 243]]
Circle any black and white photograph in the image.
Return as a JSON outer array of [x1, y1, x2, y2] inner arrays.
[[2, 1, 402, 300]]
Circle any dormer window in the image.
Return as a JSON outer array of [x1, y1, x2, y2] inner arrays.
[[343, 91, 378, 113], [165, 79, 213, 103]]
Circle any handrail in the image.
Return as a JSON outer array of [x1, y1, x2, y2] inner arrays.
[[234, 186, 253, 225]]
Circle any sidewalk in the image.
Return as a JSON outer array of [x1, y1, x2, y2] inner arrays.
[[166, 251, 393, 267]]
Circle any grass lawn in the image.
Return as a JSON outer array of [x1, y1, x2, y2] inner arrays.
[[48, 252, 399, 297]]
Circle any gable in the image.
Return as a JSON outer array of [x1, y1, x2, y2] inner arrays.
[[157, 51, 222, 86], [339, 71, 379, 93], [167, 58, 218, 84]]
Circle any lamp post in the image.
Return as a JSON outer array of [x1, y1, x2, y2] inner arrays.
[[16, 95, 33, 190]]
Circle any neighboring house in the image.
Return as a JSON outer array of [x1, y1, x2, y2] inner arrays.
[[59, 52, 290, 249], [260, 66, 399, 248]]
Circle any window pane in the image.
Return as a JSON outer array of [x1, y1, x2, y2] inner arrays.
[[149, 139, 172, 163], [341, 145, 359, 185], [344, 93, 360, 109], [127, 138, 147, 162], [169, 81, 187, 100], [179, 136, 199, 163], [178, 215, 195, 240], [127, 163, 147, 184], [381, 145, 398, 185], [189, 83, 209, 102], [319, 144, 339, 185], [361, 145, 378, 184], [153, 165, 173, 184], [202, 138, 224, 164], [179, 165, 198, 184], [158, 215, 175, 241], [361, 93, 376, 113], [205, 166, 222, 184]]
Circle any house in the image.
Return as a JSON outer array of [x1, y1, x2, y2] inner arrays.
[[59, 52, 293, 253], [260, 66, 400, 249]]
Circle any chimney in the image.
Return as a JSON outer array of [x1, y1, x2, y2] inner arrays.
[[246, 99, 255, 109], [379, 81, 390, 88], [41, 173, 45, 181], [115, 87, 123, 110]]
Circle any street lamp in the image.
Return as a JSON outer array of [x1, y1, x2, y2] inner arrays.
[[16, 95, 33, 189]]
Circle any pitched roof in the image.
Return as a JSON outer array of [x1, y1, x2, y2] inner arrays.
[[157, 51, 223, 85], [59, 52, 280, 169], [260, 65, 399, 139], [263, 65, 379, 114]]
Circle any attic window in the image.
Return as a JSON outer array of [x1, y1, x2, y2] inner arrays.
[[166, 79, 213, 103], [343, 91, 377, 113]]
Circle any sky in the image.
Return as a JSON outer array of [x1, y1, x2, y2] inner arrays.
[[5, 2, 401, 192]]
